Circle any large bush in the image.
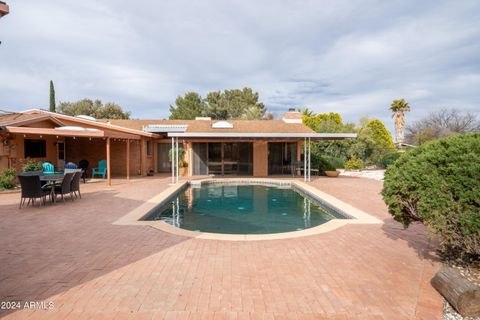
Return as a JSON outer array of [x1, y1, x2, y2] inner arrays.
[[380, 152, 401, 168], [382, 134, 480, 262]]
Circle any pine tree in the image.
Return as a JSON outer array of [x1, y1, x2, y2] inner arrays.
[[49, 80, 56, 112]]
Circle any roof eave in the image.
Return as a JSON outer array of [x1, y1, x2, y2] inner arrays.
[[167, 132, 357, 139]]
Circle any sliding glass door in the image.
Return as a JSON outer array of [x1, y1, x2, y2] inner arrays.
[[268, 142, 297, 175], [192, 142, 253, 176]]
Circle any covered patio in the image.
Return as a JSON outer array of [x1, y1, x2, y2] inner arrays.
[[167, 132, 357, 184], [0, 110, 160, 186], [3, 126, 143, 186]]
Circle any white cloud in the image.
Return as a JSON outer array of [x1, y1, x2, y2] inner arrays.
[[0, 0, 479, 127]]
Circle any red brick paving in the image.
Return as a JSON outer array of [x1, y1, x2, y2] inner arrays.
[[0, 175, 443, 319]]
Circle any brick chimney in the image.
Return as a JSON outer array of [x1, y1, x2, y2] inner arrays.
[[282, 111, 303, 123]]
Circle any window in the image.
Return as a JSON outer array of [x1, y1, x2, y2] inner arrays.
[[146, 141, 152, 156], [24, 139, 46, 158]]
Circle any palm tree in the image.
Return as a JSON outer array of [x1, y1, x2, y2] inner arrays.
[[389, 99, 411, 145]]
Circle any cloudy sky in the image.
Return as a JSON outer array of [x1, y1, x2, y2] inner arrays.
[[0, 0, 479, 131]]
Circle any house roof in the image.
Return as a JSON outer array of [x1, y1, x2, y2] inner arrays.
[[0, 112, 52, 126], [17, 109, 157, 138], [97, 119, 315, 134], [1, 109, 357, 140], [98, 118, 357, 139]]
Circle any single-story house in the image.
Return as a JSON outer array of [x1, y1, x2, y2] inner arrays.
[[0, 109, 356, 185]]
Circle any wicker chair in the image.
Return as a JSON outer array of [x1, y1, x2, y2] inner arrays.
[[70, 171, 82, 199], [54, 172, 75, 203], [78, 159, 89, 183], [18, 175, 51, 208]]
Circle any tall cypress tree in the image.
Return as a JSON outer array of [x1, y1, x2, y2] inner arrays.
[[49, 80, 56, 112]]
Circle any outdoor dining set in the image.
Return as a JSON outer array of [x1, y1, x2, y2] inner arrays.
[[16, 159, 107, 209]]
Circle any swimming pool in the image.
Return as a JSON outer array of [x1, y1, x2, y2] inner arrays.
[[141, 183, 348, 234]]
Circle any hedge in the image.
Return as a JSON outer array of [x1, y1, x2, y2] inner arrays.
[[381, 134, 480, 262]]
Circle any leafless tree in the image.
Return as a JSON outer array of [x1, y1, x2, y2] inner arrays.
[[406, 109, 480, 145]]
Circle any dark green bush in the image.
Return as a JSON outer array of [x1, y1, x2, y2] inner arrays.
[[379, 152, 401, 168], [381, 134, 480, 263], [0, 168, 16, 190]]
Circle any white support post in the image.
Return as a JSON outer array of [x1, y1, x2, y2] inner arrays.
[[308, 137, 311, 182], [176, 137, 179, 183], [304, 137, 307, 182], [171, 137, 174, 184]]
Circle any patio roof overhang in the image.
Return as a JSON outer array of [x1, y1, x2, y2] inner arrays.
[[167, 132, 357, 140], [20, 109, 160, 139], [2, 126, 142, 140]]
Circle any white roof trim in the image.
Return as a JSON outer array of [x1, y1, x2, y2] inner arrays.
[[168, 132, 357, 139], [56, 126, 100, 132], [143, 124, 188, 133]]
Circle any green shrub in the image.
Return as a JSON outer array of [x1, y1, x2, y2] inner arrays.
[[320, 158, 336, 171], [344, 155, 364, 170], [379, 152, 401, 168], [381, 134, 480, 263], [0, 168, 16, 190], [21, 158, 43, 172], [326, 156, 345, 169]]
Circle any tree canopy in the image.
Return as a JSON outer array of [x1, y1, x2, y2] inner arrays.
[[302, 112, 345, 133], [57, 99, 131, 119], [169, 87, 266, 120], [303, 110, 396, 168], [406, 109, 480, 145], [169, 92, 206, 120], [49, 80, 56, 112], [389, 98, 411, 144]]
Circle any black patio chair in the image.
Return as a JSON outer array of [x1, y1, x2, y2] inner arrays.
[[78, 159, 89, 183], [18, 175, 51, 208], [54, 172, 75, 203], [70, 171, 82, 199]]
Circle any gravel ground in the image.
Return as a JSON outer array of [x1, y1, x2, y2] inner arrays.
[[444, 301, 480, 320], [338, 169, 385, 181]]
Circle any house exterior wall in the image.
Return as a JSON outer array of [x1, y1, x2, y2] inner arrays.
[[0, 134, 58, 174], [253, 140, 268, 177]]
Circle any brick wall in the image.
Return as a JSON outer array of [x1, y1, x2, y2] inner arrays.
[[65, 138, 144, 177]]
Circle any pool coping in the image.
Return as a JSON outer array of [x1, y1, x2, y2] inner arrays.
[[113, 178, 382, 241]]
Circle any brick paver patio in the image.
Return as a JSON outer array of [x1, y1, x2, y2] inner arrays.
[[0, 175, 443, 319]]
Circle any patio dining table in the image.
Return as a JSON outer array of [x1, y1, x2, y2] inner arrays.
[[40, 174, 64, 204]]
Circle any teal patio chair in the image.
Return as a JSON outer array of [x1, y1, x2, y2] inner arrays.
[[42, 162, 55, 175], [92, 160, 107, 179]]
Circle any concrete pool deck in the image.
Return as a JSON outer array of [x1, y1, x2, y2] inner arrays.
[[0, 175, 443, 319]]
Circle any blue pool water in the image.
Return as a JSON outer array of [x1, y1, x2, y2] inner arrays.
[[142, 184, 346, 234]]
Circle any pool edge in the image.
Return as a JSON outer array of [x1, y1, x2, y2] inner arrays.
[[113, 178, 382, 241]]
